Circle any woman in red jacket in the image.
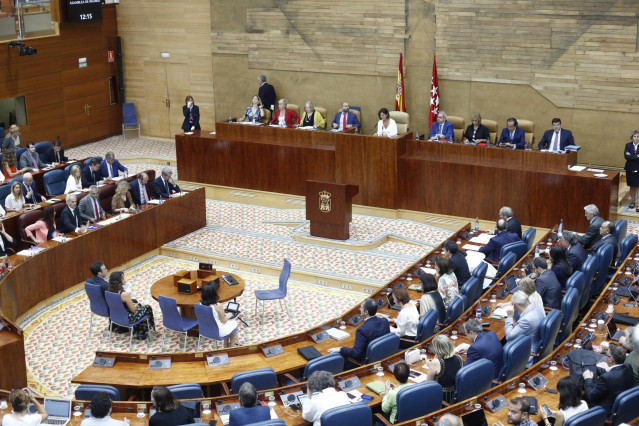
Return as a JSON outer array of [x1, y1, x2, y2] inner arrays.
[[269, 99, 300, 127]]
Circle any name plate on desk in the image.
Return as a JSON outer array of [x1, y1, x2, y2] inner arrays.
[[149, 359, 171, 370], [280, 390, 303, 407], [93, 357, 115, 368], [262, 344, 284, 357], [527, 373, 548, 391], [206, 353, 229, 367], [337, 376, 362, 392], [216, 401, 240, 415], [487, 395, 508, 413]]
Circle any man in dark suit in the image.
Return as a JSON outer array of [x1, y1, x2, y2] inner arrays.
[[538, 118, 575, 151], [130, 172, 152, 206], [330, 298, 390, 367], [100, 152, 128, 179], [499, 206, 522, 239], [86, 261, 108, 295], [257, 75, 277, 112], [78, 185, 106, 223], [59, 194, 87, 234], [19, 141, 46, 171], [497, 118, 526, 149], [578, 204, 604, 250], [461, 319, 503, 380], [444, 240, 470, 286], [330, 102, 361, 131], [589, 220, 618, 259], [42, 139, 68, 164], [583, 343, 634, 417], [82, 157, 106, 188], [479, 219, 521, 263], [560, 231, 587, 271], [21, 173, 45, 204], [228, 382, 270, 426], [531, 257, 562, 309], [153, 167, 180, 198]]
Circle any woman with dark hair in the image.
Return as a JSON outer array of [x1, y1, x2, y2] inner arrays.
[[443, 240, 470, 286], [2, 388, 48, 425], [419, 273, 446, 324], [540, 376, 588, 426], [548, 245, 572, 288], [149, 386, 195, 426], [435, 257, 458, 307], [624, 130, 639, 211], [25, 205, 59, 244], [107, 271, 155, 340], [181, 95, 200, 132], [381, 361, 412, 423], [375, 108, 397, 137], [201, 281, 238, 347], [389, 288, 418, 347], [2, 148, 27, 180]]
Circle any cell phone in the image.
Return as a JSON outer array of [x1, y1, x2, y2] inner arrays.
[[360, 394, 374, 401], [625, 303, 635, 307], [544, 388, 557, 394], [542, 404, 553, 415], [290, 404, 300, 412], [346, 392, 356, 400]]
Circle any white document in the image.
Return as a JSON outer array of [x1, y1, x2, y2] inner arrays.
[[148, 200, 162, 205], [493, 308, 508, 317], [51, 236, 70, 243], [462, 244, 483, 252], [209, 131, 216, 135], [470, 233, 495, 244], [569, 165, 586, 172], [326, 327, 350, 341], [587, 168, 604, 173], [183, 131, 194, 135], [455, 343, 470, 353], [99, 213, 132, 226], [420, 267, 437, 275]]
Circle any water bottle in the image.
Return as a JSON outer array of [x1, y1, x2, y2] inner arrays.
[[228, 114, 232, 123], [415, 130, 419, 140], [534, 245, 540, 258], [476, 300, 482, 320], [474, 217, 480, 234], [557, 219, 564, 238]]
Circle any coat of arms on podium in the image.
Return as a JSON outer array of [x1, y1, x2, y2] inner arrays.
[[319, 190, 331, 213]]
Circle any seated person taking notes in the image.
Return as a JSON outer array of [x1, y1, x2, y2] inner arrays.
[[538, 118, 574, 151], [498, 117, 525, 149], [153, 167, 180, 198], [478, 218, 521, 263], [130, 172, 152, 205], [462, 112, 490, 143], [100, 152, 128, 179], [82, 157, 106, 187], [331, 102, 360, 131], [428, 111, 454, 141]]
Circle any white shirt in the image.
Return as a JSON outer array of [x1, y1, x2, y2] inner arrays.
[[560, 400, 588, 421], [302, 388, 352, 426], [80, 416, 128, 426], [391, 302, 419, 337], [551, 130, 561, 150], [65, 175, 82, 194], [376, 119, 398, 137], [2, 413, 43, 426], [5, 193, 24, 210], [528, 292, 546, 317]]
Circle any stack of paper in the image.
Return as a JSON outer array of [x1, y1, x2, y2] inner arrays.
[[326, 327, 350, 340]]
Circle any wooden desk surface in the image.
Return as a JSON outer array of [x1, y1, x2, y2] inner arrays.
[[150, 270, 245, 307]]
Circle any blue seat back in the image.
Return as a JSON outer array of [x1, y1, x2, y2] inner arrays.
[[7, 175, 22, 187], [565, 271, 586, 310], [303, 353, 344, 380], [231, 368, 277, 394], [614, 219, 628, 258], [472, 262, 487, 283], [35, 141, 51, 156], [454, 359, 494, 402], [535, 310, 561, 361], [194, 303, 223, 341], [0, 184, 11, 209], [557, 288, 579, 343], [445, 295, 465, 324], [246, 421, 285, 426], [319, 403, 372, 426], [278, 258, 291, 295], [395, 381, 443, 422], [167, 383, 203, 399], [15, 147, 26, 163], [461, 276, 481, 305], [75, 384, 120, 401], [522, 227, 536, 251], [85, 282, 109, 318], [499, 335, 531, 382], [43, 169, 66, 196], [159, 295, 185, 332], [123, 103, 139, 126], [416, 309, 438, 342], [592, 244, 614, 294], [564, 406, 607, 426], [500, 241, 527, 261], [104, 291, 134, 327], [579, 255, 596, 307], [366, 333, 400, 363], [611, 386, 639, 426], [65, 162, 82, 180], [618, 234, 638, 267], [496, 252, 517, 278]]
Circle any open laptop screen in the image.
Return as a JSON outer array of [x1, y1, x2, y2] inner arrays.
[[44, 398, 71, 418]]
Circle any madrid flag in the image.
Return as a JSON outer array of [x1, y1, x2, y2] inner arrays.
[[395, 53, 406, 112], [428, 55, 439, 130]]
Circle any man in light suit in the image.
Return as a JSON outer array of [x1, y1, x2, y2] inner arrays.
[[428, 111, 454, 141], [86, 261, 108, 295], [21, 173, 45, 204], [330, 298, 390, 368], [130, 172, 152, 206], [78, 185, 106, 224], [583, 343, 634, 417], [153, 167, 180, 198], [479, 218, 521, 263], [538, 118, 575, 151], [19, 142, 45, 171], [578, 204, 604, 250], [499, 206, 522, 239], [100, 152, 128, 179], [589, 220, 617, 259], [505, 291, 544, 366], [497, 118, 526, 149], [59, 194, 86, 234], [560, 231, 587, 271], [331, 102, 360, 131], [460, 319, 503, 380]]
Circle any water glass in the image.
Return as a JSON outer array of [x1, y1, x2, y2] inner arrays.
[[268, 396, 275, 407], [339, 321, 346, 330], [137, 408, 145, 418], [451, 330, 458, 340], [518, 383, 526, 393], [549, 361, 557, 371], [202, 403, 211, 415], [0, 400, 7, 410], [377, 366, 384, 376]]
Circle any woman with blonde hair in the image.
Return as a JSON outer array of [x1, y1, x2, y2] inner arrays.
[[64, 164, 82, 194], [5, 180, 25, 211], [2, 388, 48, 425], [425, 335, 463, 403], [497, 277, 546, 317], [300, 101, 325, 129], [112, 180, 136, 212], [462, 112, 490, 144]]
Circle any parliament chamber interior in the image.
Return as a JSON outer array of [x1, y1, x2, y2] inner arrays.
[[1, 0, 639, 425]]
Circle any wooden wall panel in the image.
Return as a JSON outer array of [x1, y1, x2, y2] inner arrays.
[[0, 5, 121, 148]]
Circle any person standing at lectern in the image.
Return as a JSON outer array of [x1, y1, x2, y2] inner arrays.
[[181, 95, 200, 132]]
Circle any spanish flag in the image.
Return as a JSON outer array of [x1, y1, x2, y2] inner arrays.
[[395, 53, 406, 112]]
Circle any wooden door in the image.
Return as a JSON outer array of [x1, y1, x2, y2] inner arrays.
[[143, 61, 170, 138], [166, 63, 190, 137]]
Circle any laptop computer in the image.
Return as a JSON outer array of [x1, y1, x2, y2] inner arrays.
[[607, 321, 626, 341], [505, 276, 519, 294], [461, 408, 488, 426], [42, 397, 72, 425], [387, 293, 401, 310]]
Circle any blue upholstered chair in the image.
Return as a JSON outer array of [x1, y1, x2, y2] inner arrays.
[[444, 295, 465, 325], [617, 233, 638, 267], [194, 303, 237, 351], [592, 244, 613, 295], [0, 182, 11, 209], [522, 227, 536, 251], [167, 383, 203, 399], [230, 368, 277, 394], [42, 169, 66, 196], [85, 282, 109, 338], [364, 332, 400, 364], [556, 288, 579, 344], [610, 386, 639, 426], [407, 309, 438, 345], [472, 262, 488, 283], [564, 406, 607, 426], [579, 255, 596, 308], [285, 353, 345, 385], [122, 103, 141, 139], [254, 258, 292, 323], [7, 175, 22, 187], [461, 276, 482, 305], [158, 296, 198, 352], [75, 384, 120, 401], [64, 162, 82, 180], [499, 241, 528, 261], [104, 291, 151, 347], [614, 219, 628, 259], [533, 310, 561, 362], [35, 141, 51, 156], [245, 421, 285, 426], [320, 403, 371, 426], [498, 335, 531, 382], [374, 381, 443, 424], [494, 252, 516, 280], [453, 359, 494, 402], [15, 147, 26, 163]]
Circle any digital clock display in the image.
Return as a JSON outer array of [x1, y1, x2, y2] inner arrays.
[[67, 0, 102, 23]]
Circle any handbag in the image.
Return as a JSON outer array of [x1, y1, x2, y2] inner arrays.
[[405, 348, 421, 365], [563, 348, 599, 376]]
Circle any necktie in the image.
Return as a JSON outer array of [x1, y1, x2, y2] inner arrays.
[[510, 131, 514, 140], [56, 151, 60, 162], [73, 209, 79, 226], [342, 113, 347, 131], [552, 132, 559, 150], [31, 154, 37, 169], [91, 171, 95, 183], [165, 179, 169, 194], [93, 198, 100, 220], [140, 183, 147, 204]]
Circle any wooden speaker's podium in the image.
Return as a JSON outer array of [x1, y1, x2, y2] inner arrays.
[[305, 180, 359, 240]]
